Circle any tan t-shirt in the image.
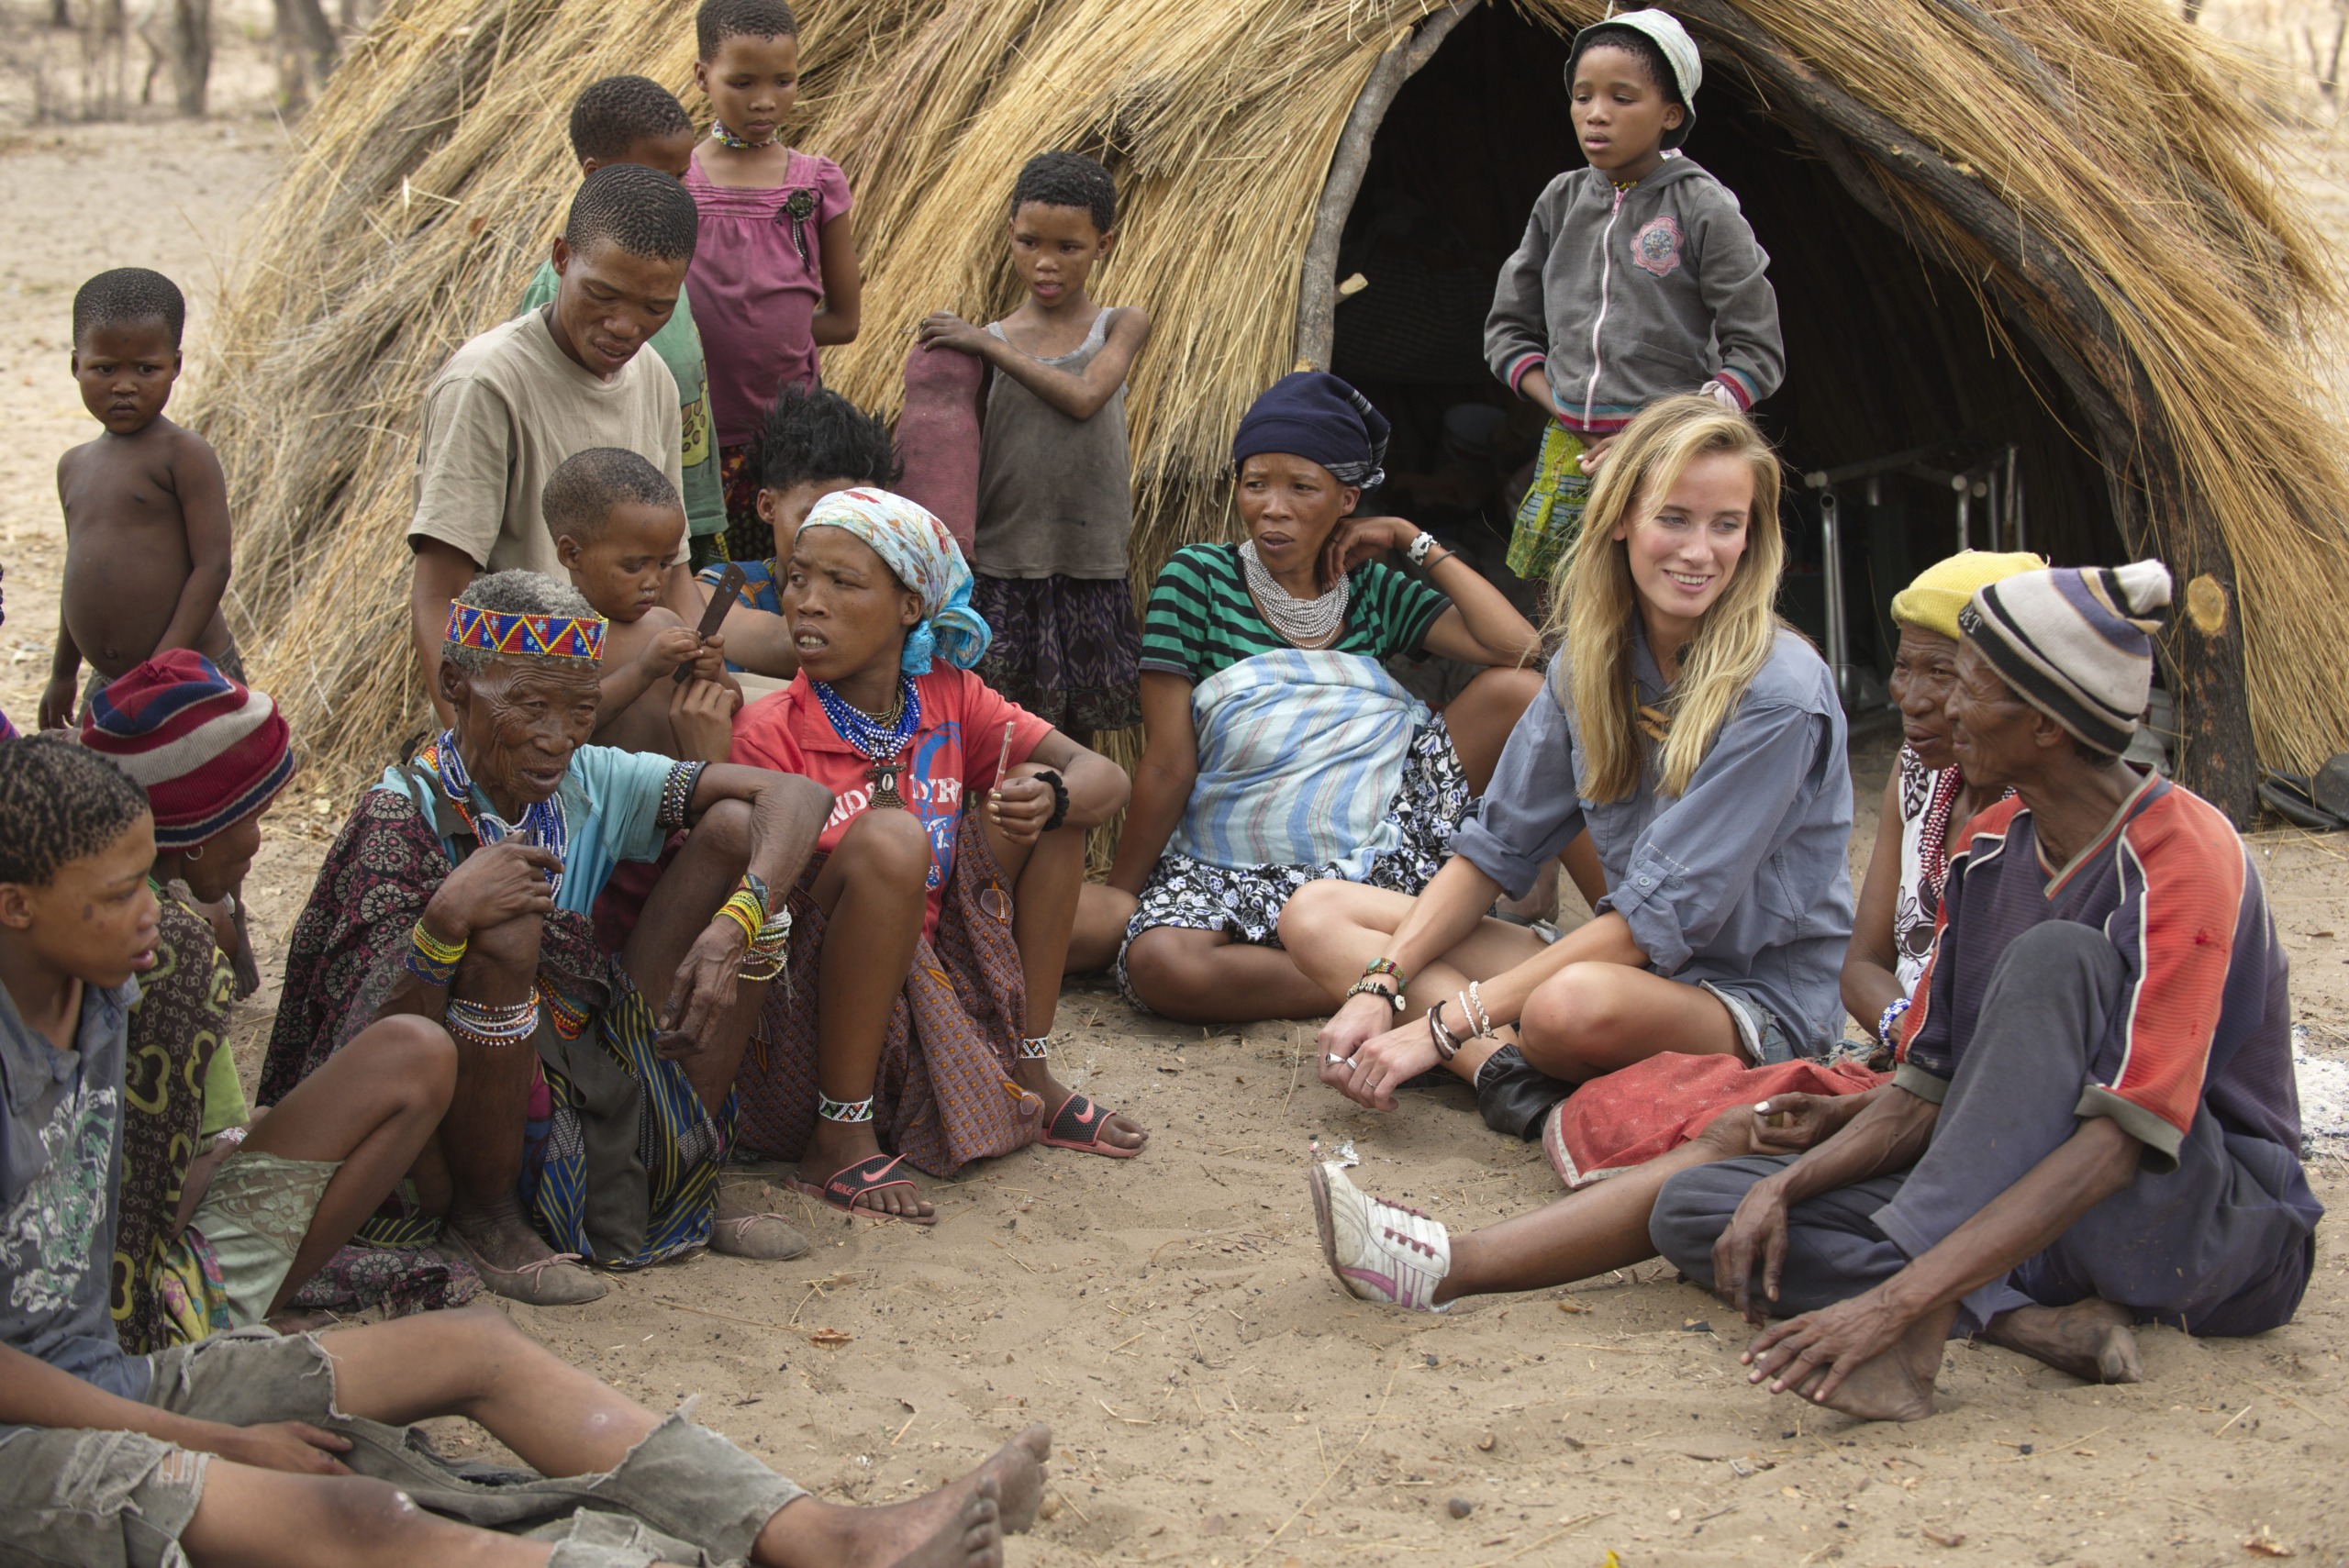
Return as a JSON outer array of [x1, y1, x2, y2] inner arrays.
[[408, 310, 685, 573]]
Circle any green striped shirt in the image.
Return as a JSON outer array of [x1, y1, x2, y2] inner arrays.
[[1140, 543, 1447, 685]]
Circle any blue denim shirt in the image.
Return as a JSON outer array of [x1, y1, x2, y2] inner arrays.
[[0, 973, 146, 1439], [1449, 624, 1854, 1055]]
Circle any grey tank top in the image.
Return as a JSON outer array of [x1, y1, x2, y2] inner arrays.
[[973, 309, 1135, 581]]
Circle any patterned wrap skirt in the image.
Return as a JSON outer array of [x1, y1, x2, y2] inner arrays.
[[734, 813, 1041, 1178], [972, 575, 1144, 735], [1115, 717, 1474, 1012]]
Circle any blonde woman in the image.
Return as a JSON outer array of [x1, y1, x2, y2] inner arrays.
[[1282, 396, 1853, 1132]]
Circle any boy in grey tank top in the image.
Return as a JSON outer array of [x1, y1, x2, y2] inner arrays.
[[918, 152, 1152, 745]]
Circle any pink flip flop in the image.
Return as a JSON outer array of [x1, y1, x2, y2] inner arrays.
[[1038, 1093, 1142, 1158], [785, 1152, 939, 1226]]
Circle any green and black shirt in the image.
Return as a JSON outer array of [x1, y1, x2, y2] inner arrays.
[[1139, 543, 1447, 685]]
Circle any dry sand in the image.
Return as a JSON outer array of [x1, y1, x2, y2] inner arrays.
[[3, 21, 2349, 1567]]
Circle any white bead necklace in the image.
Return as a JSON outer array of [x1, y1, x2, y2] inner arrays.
[[1239, 539, 1350, 647]]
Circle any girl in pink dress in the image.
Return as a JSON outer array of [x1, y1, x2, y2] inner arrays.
[[686, 0, 863, 562]]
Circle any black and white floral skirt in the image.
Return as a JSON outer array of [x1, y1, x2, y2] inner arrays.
[[1115, 718, 1475, 1012]]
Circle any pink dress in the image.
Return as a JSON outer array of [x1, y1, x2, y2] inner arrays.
[[683, 150, 855, 447]]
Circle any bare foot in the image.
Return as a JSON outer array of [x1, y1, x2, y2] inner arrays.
[[757, 1425, 1051, 1568], [889, 1477, 1002, 1568], [1010, 1057, 1147, 1154], [1983, 1298, 2142, 1384], [792, 1122, 935, 1223], [445, 1211, 605, 1306], [1789, 1314, 1945, 1423]]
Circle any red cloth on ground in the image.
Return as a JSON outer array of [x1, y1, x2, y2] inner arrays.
[[1542, 1051, 1886, 1189]]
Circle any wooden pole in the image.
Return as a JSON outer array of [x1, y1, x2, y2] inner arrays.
[[1293, 0, 1481, 372]]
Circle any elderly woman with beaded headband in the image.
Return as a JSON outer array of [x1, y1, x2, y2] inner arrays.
[[261, 571, 831, 1305], [1066, 371, 1546, 1024], [729, 487, 1141, 1224]]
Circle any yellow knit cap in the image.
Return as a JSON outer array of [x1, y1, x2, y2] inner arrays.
[[1888, 550, 2046, 642]]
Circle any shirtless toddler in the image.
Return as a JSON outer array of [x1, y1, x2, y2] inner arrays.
[[40, 268, 236, 730], [545, 446, 740, 759]]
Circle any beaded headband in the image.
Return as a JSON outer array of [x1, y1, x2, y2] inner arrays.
[[444, 603, 607, 662]]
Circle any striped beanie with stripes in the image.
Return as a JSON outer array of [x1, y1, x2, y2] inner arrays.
[[1958, 561, 2171, 756], [80, 651, 295, 851]]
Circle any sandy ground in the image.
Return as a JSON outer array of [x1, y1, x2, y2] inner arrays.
[[5, 10, 2349, 1566]]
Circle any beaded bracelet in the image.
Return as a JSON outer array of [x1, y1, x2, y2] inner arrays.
[[1346, 973, 1407, 1014], [447, 991, 540, 1050], [1877, 995, 1912, 1047], [713, 887, 765, 950], [738, 907, 795, 983], [405, 919, 468, 987], [655, 760, 708, 832]]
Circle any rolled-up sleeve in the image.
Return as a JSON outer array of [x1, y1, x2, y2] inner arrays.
[[1597, 701, 1827, 974], [1447, 673, 1586, 899]]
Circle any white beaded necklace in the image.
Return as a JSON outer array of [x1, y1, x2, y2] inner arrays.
[[1240, 539, 1350, 647]]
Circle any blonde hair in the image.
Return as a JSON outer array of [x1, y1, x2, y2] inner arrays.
[[1540, 395, 1787, 802]]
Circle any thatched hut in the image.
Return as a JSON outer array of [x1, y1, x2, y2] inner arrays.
[[201, 0, 2349, 822]]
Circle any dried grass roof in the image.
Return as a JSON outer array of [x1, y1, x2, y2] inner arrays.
[[198, 0, 2349, 790]]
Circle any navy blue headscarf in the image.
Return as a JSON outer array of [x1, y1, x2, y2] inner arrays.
[[1230, 372, 1390, 490]]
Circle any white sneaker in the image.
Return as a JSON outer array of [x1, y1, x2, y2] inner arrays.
[[1308, 1161, 1453, 1312]]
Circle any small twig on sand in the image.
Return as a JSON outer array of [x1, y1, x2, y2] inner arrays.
[[1464, 1513, 1607, 1568], [1238, 1352, 1414, 1567], [1282, 1026, 1303, 1113]]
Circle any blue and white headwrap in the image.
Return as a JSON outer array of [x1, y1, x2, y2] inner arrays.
[[798, 487, 993, 674]]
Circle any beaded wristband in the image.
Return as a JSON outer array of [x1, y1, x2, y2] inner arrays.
[[817, 1093, 875, 1123], [713, 890, 763, 949], [1346, 974, 1407, 1014], [1360, 956, 1407, 988], [447, 992, 540, 1049], [1016, 1035, 1051, 1059], [406, 920, 468, 986], [1877, 995, 1912, 1047], [656, 761, 708, 832], [737, 907, 795, 983]]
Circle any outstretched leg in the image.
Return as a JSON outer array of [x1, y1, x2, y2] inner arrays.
[[982, 766, 1145, 1155], [794, 809, 935, 1222]]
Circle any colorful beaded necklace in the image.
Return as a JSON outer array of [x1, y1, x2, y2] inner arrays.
[[425, 730, 568, 895], [812, 676, 921, 811], [710, 120, 778, 150]]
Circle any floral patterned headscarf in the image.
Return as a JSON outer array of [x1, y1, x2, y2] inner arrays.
[[798, 487, 993, 674]]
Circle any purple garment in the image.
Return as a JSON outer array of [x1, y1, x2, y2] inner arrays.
[[684, 150, 854, 445]]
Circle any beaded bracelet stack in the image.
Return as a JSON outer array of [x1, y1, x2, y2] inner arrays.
[[656, 760, 708, 832], [447, 991, 540, 1050], [1345, 956, 1408, 1015], [712, 872, 792, 980], [406, 920, 467, 986]]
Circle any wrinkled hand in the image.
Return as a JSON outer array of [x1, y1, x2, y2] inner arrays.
[[426, 840, 561, 940], [1742, 1288, 1913, 1403], [1711, 1173, 1796, 1326], [1320, 1010, 1440, 1112], [1319, 516, 1420, 582], [206, 1420, 353, 1475], [658, 919, 750, 1062], [639, 626, 703, 682], [987, 773, 1054, 847], [917, 311, 991, 355], [38, 673, 78, 731], [1576, 434, 1620, 475], [1748, 1093, 1842, 1156], [668, 673, 742, 764]]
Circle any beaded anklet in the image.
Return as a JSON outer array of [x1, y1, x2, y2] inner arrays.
[[1016, 1036, 1051, 1060], [448, 991, 540, 1049], [817, 1094, 876, 1123]]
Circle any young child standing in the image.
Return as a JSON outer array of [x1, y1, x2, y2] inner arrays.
[[1485, 9, 1783, 583], [519, 75, 729, 570], [695, 382, 897, 677], [685, 0, 862, 565], [543, 447, 739, 761], [39, 269, 236, 731], [918, 151, 1151, 745]]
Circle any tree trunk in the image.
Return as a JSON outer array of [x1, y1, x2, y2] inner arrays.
[[273, 0, 339, 110], [168, 0, 211, 117]]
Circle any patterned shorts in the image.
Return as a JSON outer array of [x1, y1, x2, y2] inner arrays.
[[1115, 717, 1474, 1012]]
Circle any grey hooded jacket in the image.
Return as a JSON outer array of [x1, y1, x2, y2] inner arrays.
[[1484, 154, 1784, 431]]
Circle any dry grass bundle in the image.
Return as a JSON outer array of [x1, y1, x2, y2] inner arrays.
[[197, 0, 2349, 798]]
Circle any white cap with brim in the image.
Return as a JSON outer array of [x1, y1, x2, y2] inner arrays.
[[1570, 8, 1702, 147]]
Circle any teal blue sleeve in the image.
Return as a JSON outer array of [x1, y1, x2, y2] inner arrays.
[[573, 745, 681, 866]]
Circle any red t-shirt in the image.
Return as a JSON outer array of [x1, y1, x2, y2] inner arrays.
[[730, 668, 1052, 937]]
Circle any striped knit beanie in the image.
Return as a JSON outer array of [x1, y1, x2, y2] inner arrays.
[[80, 651, 295, 851], [1958, 562, 2171, 756]]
